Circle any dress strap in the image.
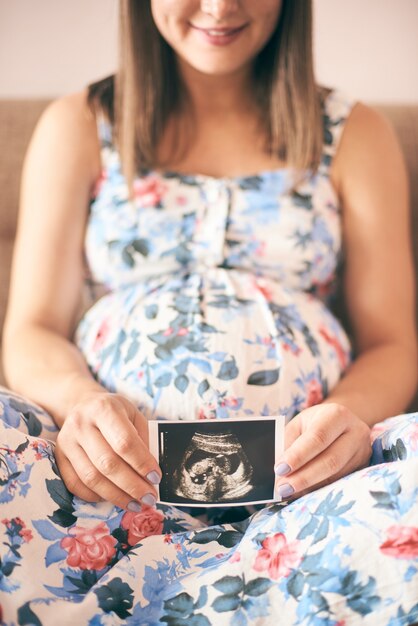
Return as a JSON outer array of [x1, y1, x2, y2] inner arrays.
[[320, 89, 357, 172]]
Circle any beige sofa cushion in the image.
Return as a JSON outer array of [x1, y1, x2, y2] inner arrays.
[[0, 100, 50, 359], [0, 100, 417, 410]]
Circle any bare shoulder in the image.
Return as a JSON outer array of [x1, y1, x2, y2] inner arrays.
[[28, 89, 101, 183], [332, 102, 407, 197], [37, 89, 96, 137]]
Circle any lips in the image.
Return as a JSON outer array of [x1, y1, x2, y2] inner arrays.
[[191, 24, 247, 37], [189, 22, 248, 46]]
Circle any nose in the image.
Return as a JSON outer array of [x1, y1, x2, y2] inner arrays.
[[200, 0, 240, 21]]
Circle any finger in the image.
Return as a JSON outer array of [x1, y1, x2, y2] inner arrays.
[[300, 443, 371, 497], [284, 417, 301, 450], [273, 418, 301, 478], [274, 409, 347, 477], [281, 449, 369, 502], [68, 442, 155, 511], [83, 427, 158, 504], [274, 430, 360, 501], [55, 446, 102, 502], [93, 405, 161, 484], [111, 394, 150, 443]]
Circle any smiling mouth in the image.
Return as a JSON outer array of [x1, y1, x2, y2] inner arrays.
[[191, 24, 248, 37]]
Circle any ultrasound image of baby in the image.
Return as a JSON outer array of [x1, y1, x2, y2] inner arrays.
[[149, 416, 283, 506], [173, 430, 254, 502]]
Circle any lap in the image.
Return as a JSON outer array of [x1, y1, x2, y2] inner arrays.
[[0, 385, 59, 440], [0, 386, 417, 625]]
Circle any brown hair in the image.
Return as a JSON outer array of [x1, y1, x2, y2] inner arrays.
[[88, 0, 325, 189]]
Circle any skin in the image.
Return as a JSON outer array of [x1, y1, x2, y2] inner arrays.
[[151, 0, 282, 78], [3, 0, 417, 510]]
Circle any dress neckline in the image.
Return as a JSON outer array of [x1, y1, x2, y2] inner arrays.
[[142, 166, 296, 186]]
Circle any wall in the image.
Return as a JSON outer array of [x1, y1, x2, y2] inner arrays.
[[1, 0, 417, 102], [0, 0, 118, 98], [314, 0, 418, 103]]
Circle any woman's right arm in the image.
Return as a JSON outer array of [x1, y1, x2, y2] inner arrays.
[[2, 92, 161, 510], [3, 92, 104, 422]]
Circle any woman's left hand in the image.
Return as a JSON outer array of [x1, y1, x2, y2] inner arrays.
[[274, 402, 372, 501]]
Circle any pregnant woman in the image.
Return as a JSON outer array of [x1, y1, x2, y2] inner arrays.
[[1, 1, 417, 624]]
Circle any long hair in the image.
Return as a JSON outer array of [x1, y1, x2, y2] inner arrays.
[[88, 0, 324, 190]]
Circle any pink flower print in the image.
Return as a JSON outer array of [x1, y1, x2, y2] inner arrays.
[[31, 439, 49, 461], [305, 378, 323, 408], [121, 506, 164, 546], [229, 550, 241, 563], [60, 522, 117, 570], [370, 422, 388, 441], [198, 404, 217, 420], [319, 326, 349, 369], [311, 278, 333, 300], [379, 525, 418, 559], [93, 318, 111, 352], [255, 240, 266, 257], [253, 532, 302, 579], [409, 424, 418, 451], [91, 169, 107, 199], [225, 397, 239, 408], [133, 176, 167, 207], [254, 278, 273, 302], [30, 440, 48, 450], [2, 517, 33, 543], [176, 195, 187, 206], [19, 527, 33, 543], [283, 342, 302, 356]]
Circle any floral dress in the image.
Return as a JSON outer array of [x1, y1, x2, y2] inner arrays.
[[0, 89, 417, 626]]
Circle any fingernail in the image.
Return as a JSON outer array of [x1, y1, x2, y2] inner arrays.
[[127, 500, 142, 512], [141, 493, 157, 507], [274, 462, 291, 476], [275, 483, 295, 500], [146, 470, 161, 485]]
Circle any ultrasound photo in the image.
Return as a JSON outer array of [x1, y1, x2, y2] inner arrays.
[[148, 416, 284, 506]]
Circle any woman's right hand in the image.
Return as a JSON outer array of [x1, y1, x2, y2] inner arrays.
[[55, 392, 161, 511]]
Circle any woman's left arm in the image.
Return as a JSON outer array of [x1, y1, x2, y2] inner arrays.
[[274, 104, 418, 500]]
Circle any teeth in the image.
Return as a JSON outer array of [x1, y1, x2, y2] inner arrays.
[[207, 29, 232, 36]]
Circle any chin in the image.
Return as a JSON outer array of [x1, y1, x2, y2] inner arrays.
[[181, 52, 253, 78]]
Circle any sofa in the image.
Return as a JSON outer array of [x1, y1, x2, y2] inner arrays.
[[0, 99, 417, 411]]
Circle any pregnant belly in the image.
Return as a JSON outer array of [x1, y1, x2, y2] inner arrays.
[[74, 269, 351, 422]]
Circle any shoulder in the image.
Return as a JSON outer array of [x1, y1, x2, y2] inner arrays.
[[336, 101, 402, 159], [27, 89, 101, 185], [331, 101, 407, 197], [37, 90, 96, 136]]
